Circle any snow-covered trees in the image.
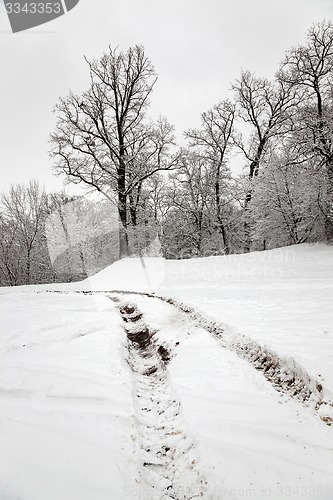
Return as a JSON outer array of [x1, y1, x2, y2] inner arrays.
[[0, 213, 23, 286], [232, 71, 298, 250], [161, 153, 214, 258], [249, 151, 326, 249], [0, 181, 53, 285], [45, 194, 120, 279], [281, 20, 333, 243], [211, 20, 333, 251], [238, 20, 333, 250], [127, 20, 333, 259], [4, 25, 333, 288], [0, 183, 122, 286]]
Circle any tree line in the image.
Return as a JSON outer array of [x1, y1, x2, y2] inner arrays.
[[0, 183, 120, 286], [1, 21, 332, 285]]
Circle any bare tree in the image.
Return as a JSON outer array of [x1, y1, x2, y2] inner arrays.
[[185, 100, 236, 254], [50, 45, 178, 257], [233, 71, 297, 178], [175, 153, 211, 255]]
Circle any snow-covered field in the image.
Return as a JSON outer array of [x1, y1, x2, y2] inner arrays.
[[1, 244, 333, 499]]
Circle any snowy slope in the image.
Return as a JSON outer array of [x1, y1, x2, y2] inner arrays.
[[80, 243, 333, 397], [0, 243, 332, 499]]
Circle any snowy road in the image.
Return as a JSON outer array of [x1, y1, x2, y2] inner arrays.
[[1, 288, 333, 499]]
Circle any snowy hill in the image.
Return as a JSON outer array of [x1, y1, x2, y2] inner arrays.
[[80, 243, 333, 395], [0, 244, 332, 499]]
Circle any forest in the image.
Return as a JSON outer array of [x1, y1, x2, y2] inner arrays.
[[1, 20, 332, 286]]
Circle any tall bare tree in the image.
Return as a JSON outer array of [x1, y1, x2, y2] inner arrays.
[[50, 45, 177, 257], [185, 100, 236, 254], [233, 71, 297, 179]]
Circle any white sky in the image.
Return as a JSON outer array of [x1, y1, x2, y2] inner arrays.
[[1, 0, 333, 193]]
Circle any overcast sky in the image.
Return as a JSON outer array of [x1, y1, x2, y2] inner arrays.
[[1, 0, 333, 193]]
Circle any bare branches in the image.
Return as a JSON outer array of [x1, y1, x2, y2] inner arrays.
[[233, 70, 298, 177], [185, 100, 236, 164], [50, 46, 158, 192], [281, 21, 333, 89], [280, 20, 333, 164]]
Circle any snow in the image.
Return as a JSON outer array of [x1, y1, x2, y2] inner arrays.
[[0, 294, 134, 499], [80, 243, 333, 398], [154, 244, 333, 398], [130, 294, 333, 499], [0, 243, 333, 499]]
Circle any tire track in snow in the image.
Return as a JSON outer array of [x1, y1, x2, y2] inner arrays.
[[108, 290, 333, 426], [113, 298, 209, 500], [42, 289, 333, 425]]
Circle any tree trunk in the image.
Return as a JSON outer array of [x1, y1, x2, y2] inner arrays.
[[326, 165, 333, 244], [118, 197, 128, 258], [26, 247, 31, 284], [219, 221, 229, 254], [129, 201, 137, 226], [79, 244, 87, 277], [215, 164, 230, 254], [243, 193, 252, 253], [216, 210, 229, 254], [118, 146, 129, 258], [243, 150, 264, 253]]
